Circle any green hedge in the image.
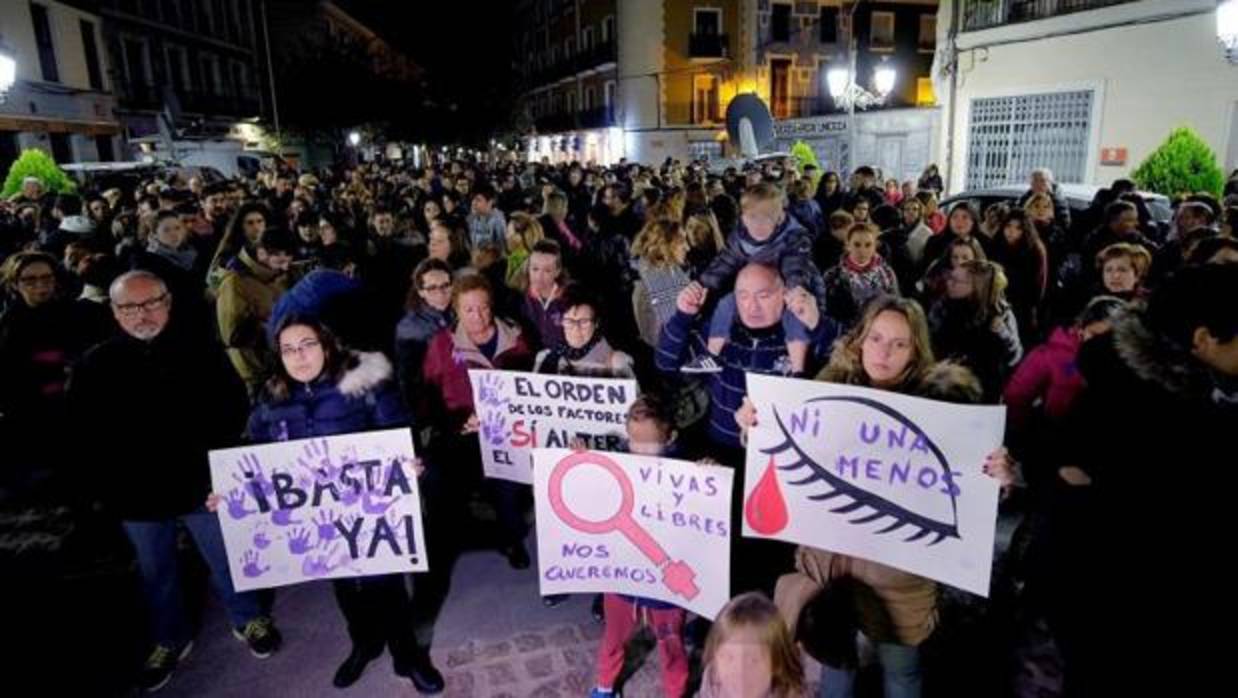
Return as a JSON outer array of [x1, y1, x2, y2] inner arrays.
[[1131, 127, 1224, 198]]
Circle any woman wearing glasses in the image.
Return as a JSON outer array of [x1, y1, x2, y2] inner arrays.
[[0, 251, 110, 492], [239, 315, 447, 693], [395, 259, 456, 432]]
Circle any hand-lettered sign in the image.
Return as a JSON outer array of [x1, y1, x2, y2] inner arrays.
[[469, 370, 637, 484], [532, 448, 733, 619], [742, 374, 1005, 597], [209, 428, 428, 592]]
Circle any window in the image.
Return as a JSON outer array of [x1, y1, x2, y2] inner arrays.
[[179, 0, 195, 30], [692, 74, 720, 124], [123, 39, 149, 86], [771, 3, 792, 42], [870, 11, 895, 49], [166, 47, 188, 90], [919, 14, 936, 51], [566, 89, 575, 112], [694, 8, 721, 35], [584, 86, 596, 109], [582, 26, 594, 51], [161, 0, 179, 26], [565, 38, 574, 58], [820, 7, 839, 43], [966, 90, 1094, 189], [80, 20, 103, 90], [549, 45, 558, 64], [30, 3, 60, 83], [231, 62, 246, 96], [213, 0, 229, 38], [49, 133, 72, 164], [916, 77, 936, 106], [602, 16, 614, 43], [201, 55, 218, 94], [604, 80, 615, 108], [95, 135, 115, 161]]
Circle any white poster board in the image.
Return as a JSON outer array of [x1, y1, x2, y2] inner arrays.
[[209, 428, 428, 592], [742, 374, 1005, 597], [468, 370, 637, 484], [532, 448, 733, 619]]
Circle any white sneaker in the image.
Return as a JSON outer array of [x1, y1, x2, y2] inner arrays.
[[681, 354, 724, 374]]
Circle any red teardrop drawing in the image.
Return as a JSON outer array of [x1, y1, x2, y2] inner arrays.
[[745, 455, 789, 535]]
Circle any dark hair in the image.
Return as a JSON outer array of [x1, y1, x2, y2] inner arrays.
[[530, 238, 563, 263], [155, 209, 181, 226], [1076, 295, 1125, 328], [319, 244, 357, 271], [604, 183, 631, 204], [1105, 200, 1137, 224], [626, 393, 674, 438], [559, 282, 599, 318], [1146, 264, 1238, 349], [55, 193, 82, 216], [2, 250, 59, 292], [471, 184, 496, 201], [407, 258, 454, 310], [202, 181, 231, 198], [870, 204, 901, 231], [266, 316, 354, 401], [1186, 235, 1238, 265], [258, 227, 299, 255]]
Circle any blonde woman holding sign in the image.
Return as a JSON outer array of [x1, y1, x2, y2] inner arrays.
[[735, 296, 1018, 698]]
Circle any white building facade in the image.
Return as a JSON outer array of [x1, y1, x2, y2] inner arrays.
[[0, 0, 120, 170], [934, 0, 1238, 193]]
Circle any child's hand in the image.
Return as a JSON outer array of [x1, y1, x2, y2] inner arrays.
[[461, 413, 480, 434], [1058, 466, 1092, 486], [784, 286, 820, 331], [696, 457, 719, 467], [677, 281, 709, 316], [982, 447, 1022, 495], [205, 492, 222, 513]]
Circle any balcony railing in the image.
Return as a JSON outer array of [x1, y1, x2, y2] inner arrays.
[[178, 88, 261, 117], [961, 0, 1136, 32], [771, 95, 834, 120], [524, 40, 617, 88], [574, 40, 617, 72], [689, 33, 730, 59]]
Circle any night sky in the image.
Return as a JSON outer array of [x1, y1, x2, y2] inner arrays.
[[336, 0, 517, 141]]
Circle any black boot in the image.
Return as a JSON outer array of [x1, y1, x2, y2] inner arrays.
[[332, 645, 382, 689], [395, 648, 445, 694]]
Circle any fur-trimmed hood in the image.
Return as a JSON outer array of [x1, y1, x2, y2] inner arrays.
[[337, 350, 393, 398], [1110, 306, 1213, 399]]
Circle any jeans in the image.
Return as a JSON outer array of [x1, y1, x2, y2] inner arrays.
[[122, 509, 263, 648], [818, 642, 921, 698]]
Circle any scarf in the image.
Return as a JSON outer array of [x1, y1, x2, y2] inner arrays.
[[843, 254, 882, 274], [148, 238, 198, 271], [537, 332, 606, 374]]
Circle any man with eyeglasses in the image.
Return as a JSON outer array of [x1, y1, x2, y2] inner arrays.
[[68, 270, 282, 692]]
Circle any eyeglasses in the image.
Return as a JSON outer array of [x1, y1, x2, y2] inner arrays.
[[562, 317, 596, 329], [114, 293, 169, 317], [17, 272, 56, 288], [420, 282, 452, 293], [280, 339, 321, 357]]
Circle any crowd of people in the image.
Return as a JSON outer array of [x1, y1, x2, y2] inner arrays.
[[2, 152, 1236, 697]]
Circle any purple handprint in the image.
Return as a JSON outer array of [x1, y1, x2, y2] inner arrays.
[[233, 453, 275, 497], [287, 527, 314, 555], [314, 509, 339, 542], [224, 488, 253, 520], [480, 411, 508, 446], [477, 373, 509, 410], [361, 490, 394, 516], [241, 550, 269, 578], [297, 438, 341, 483], [271, 506, 302, 527], [339, 484, 362, 507], [252, 529, 272, 550], [301, 543, 342, 577]]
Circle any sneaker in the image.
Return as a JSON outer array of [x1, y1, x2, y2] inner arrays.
[[589, 688, 620, 698], [680, 354, 723, 374], [232, 616, 282, 659], [138, 641, 193, 693]]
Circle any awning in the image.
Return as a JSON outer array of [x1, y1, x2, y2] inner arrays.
[[0, 115, 122, 136]]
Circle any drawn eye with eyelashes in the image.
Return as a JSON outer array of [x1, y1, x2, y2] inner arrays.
[[757, 396, 962, 546]]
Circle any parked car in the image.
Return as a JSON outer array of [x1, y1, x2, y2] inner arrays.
[[62, 161, 226, 193], [940, 183, 1173, 239]]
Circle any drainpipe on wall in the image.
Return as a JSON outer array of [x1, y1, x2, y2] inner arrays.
[[943, 0, 961, 194]]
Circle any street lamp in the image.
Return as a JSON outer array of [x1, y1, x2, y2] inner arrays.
[[1220, 0, 1238, 64], [0, 38, 17, 105], [348, 131, 361, 147], [826, 45, 897, 176]]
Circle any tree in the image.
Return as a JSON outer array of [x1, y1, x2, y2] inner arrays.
[[1131, 127, 1225, 198], [2, 149, 76, 198]]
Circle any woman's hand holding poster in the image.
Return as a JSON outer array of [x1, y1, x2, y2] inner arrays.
[[208, 428, 428, 592], [468, 370, 637, 484], [742, 374, 1006, 597], [532, 448, 734, 619]]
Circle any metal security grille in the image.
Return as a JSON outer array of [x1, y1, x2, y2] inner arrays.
[[966, 90, 1093, 189]]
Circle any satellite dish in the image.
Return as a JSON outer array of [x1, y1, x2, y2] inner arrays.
[[726, 94, 775, 159]]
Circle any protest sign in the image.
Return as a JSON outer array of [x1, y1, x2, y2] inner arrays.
[[469, 370, 637, 484], [209, 428, 427, 592], [532, 448, 733, 619], [742, 374, 1006, 596]]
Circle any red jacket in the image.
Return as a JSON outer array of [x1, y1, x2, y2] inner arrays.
[[1003, 326, 1085, 432], [421, 319, 533, 431]]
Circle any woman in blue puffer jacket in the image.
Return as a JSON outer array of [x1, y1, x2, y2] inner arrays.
[[245, 315, 448, 694]]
